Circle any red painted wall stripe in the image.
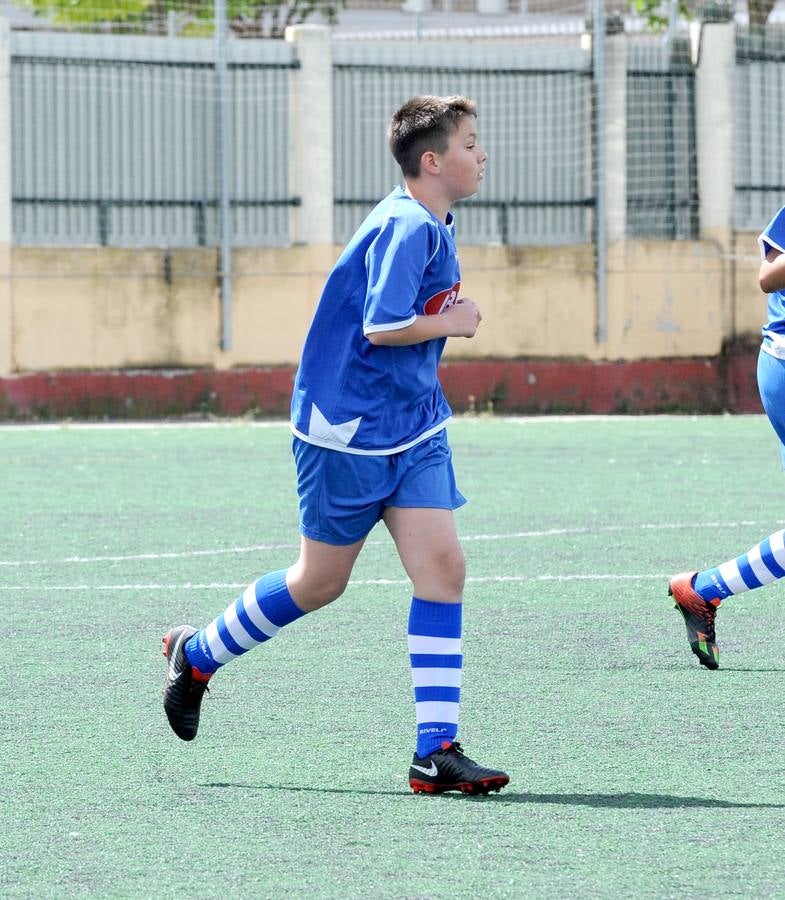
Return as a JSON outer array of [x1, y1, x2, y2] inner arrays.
[[0, 355, 763, 419]]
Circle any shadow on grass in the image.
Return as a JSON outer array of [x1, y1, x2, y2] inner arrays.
[[202, 782, 411, 798], [201, 783, 785, 809]]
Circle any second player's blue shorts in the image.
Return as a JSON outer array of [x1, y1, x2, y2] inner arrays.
[[758, 347, 785, 468], [292, 429, 466, 546]]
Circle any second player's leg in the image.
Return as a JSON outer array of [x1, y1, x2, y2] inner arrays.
[[669, 349, 785, 669]]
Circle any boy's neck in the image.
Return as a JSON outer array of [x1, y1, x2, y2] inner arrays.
[[403, 181, 450, 224]]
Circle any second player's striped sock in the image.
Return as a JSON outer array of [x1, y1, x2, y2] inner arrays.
[[694, 529, 785, 601], [184, 569, 305, 675], [408, 597, 463, 758]]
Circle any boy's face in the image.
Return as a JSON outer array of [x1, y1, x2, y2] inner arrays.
[[435, 115, 488, 202]]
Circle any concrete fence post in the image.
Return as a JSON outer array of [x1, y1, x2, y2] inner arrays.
[[695, 21, 735, 336], [601, 29, 629, 359], [585, 20, 627, 350], [401, 0, 432, 14], [0, 18, 11, 376], [285, 25, 334, 246], [605, 31, 627, 245], [476, 0, 507, 14], [696, 22, 735, 242]]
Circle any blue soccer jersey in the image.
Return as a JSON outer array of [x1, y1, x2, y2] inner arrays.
[[290, 186, 461, 455], [759, 205, 785, 358]]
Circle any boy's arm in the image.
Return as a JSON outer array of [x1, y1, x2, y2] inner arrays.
[[759, 247, 785, 294], [367, 298, 482, 346]]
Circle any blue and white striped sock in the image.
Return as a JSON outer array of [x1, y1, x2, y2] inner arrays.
[[694, 529, 785, 602], [408, 597, 462, 758], [184, 570, 305, 674]]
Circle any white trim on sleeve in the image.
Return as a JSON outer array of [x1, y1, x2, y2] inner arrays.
[[363, 313, 417, 335], [759, 232, 785, 262]]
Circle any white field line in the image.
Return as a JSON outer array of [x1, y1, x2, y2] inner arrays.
[[0, 573, 673, 591], [0, 519, 776, 569], [0, 420, 292, 431], [0, 413, 763, 433], [0, 542, 298, 566]]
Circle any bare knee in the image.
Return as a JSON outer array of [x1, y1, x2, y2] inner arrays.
[[286, 564, 350, 612], [443, 546, 466, 597], [414, 546, 466, 602]]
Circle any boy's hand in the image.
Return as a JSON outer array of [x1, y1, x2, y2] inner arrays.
[[444, 298, 482, 338]]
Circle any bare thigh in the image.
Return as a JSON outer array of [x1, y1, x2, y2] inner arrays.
[[383, 507, 465, 603], [286, 535, 366, 613]]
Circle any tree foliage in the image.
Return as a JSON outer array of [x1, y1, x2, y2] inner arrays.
[[20, 0, 341, 37], [632, 0, 777, 29], [630, 0, 690, 31]]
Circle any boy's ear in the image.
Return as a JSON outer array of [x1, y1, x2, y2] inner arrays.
[[420, 150, 440, 175]]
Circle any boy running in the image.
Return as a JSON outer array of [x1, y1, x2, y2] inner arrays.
[[162, 95, 509, 796]]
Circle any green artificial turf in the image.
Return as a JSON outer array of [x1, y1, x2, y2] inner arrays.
[[3, 415, 785, 898]]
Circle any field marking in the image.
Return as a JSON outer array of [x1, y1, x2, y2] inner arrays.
[[0, 573, 673, 591], [0, 420, 292, 432], [0, 413, 765, 434], [0, 542, 298, 566], [0, 519, 778, 569]]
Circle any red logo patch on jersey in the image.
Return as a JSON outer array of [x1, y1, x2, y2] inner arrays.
[[423, 281, 461, 316]]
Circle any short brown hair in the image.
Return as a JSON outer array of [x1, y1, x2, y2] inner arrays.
[[388, 95, 477, 178]]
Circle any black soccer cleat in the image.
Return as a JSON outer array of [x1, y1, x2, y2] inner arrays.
[[409, 741, 509, 795], [162, 625, 212, 741]]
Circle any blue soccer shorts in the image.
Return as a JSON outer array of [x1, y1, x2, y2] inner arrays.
[[292, 429, 466, 546], [758, 348, 785, 469]]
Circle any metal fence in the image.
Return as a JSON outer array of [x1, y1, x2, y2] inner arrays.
[[332, 43, 594, 246], [9, 29, 710, 248], [10, 33, 298, 247], [626, 37, 698, 240], [735, 27, 785, 232]]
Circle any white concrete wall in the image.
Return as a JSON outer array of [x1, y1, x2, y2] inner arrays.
[[696, 22, 735, 238], [0, 17, 11, 376], [605, 32, 627, 245], [285, 25, 334, 245], [695, 21, 735, 337]]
